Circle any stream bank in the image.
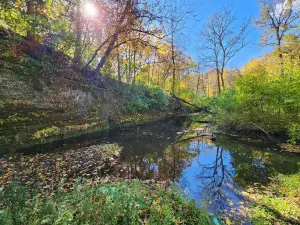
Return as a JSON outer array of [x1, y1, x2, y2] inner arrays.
[[0, 179, 212, 225], [0, 98, 178, 155], [1, 48, 186, 155], [1, 115, 299, 224]]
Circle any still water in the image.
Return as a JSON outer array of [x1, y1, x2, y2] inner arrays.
[[104, 117, 300, 221], [5, 116, 300, 223]]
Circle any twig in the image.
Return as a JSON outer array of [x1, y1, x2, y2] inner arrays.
[[252, 124, 279, 144]]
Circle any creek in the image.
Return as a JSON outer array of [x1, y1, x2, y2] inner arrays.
[[2, 116, 300, 224]]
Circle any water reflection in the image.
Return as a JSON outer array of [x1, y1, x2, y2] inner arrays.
[[122, 142, 195, 182], [113, 118, 300, 218], [16, 116, 300, 221], [195, 146, 236, 211]]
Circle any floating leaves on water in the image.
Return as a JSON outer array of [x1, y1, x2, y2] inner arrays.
[[0, 144, 122, 195]]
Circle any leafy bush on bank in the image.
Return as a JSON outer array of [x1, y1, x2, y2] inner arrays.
[[122, 84, 169, 113], [211, 71, 300, 141], [288, 123, 300, 145]]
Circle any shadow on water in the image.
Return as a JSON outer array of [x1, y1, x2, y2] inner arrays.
[[14, 116, 186, 156], [6, 116, 300, 222]]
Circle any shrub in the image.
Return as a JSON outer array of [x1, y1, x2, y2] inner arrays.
[[122, 84, 169, 113], [212, 71, 300, 135], [180, 88, 211, 110], [148, 86, 169, 108], [210, 89, 239, 130], [288, 123, 300, 144]]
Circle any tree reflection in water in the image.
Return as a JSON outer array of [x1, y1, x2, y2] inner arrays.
[[111, 118, 300, 221], [195, 144, 240, 214], [15, 116, 299, 223], [122, 142, 195, 182]]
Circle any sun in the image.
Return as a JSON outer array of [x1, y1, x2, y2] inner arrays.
[[84, 2, 97, 17]]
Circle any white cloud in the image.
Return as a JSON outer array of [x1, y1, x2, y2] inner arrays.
[[275, 0, 300, 17], [295, 0, 300, 10]]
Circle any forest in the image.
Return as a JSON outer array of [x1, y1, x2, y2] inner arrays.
[[0, 0, 299, 224]]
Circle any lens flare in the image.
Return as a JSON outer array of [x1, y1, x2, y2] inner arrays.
[[85, 2, 97, 17]]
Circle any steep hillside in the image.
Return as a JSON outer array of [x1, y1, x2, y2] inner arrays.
[[0, 32, 180, 155]]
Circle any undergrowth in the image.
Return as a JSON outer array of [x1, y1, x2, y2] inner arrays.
[[122, 84, 169, 113], [0, 180, 211, 225], [250, 173, 300, 225]]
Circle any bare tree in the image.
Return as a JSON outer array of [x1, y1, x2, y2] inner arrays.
[[168, 2, 192, 95], [201, 6, 250, 94], [256, 0, 300, 74]]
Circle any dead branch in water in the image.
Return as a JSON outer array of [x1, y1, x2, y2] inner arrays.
[[252, 124, 280, 144], [172, 95, 212, 114]]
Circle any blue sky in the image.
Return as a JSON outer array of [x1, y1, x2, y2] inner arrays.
[[177, 0, 273, 69]]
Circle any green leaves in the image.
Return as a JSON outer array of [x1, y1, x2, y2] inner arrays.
[[250, 173, 300, 225], [0, 180, 211, 225], [288, 123, 300, 145], [54, 210, 74, 225], [122, 84, 169, 113], [213, 69, 300, 136]]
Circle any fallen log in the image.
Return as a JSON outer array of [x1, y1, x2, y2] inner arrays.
[[177, 133, 216, 143], [171, 95, 212, 114]]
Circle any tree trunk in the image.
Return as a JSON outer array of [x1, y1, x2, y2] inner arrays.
[[148, 58, 151, 85], [132, 49, 137, 85], [25, 0, 36, 40], [202, 74, 206, 96], [73, 0, 82, 65], [92, 0, 132, 74], [127, 46, 132, 84], [95, 33, 119, 75], [279, 48, 284, 75], [216, 70, 221, 95], [196, 72, 201, 94], [117, 44, 121, 82], [277, 33, 284, 75], [171, 36, 176, 95], [151, 52, 156, 84], [220, 71, 225, 90], [172, 95, 212, 113]]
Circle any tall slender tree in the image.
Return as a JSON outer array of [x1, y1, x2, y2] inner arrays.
[[256, 0, 300, 74], [73, 0, 82, 65], [201, 6, 250, 94]]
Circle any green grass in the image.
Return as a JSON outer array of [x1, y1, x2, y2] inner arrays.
[[250, 173, 300, 225], [0, 180, 212, 225], [7, 113, 30, 122], [31, 126, 60, 140]]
